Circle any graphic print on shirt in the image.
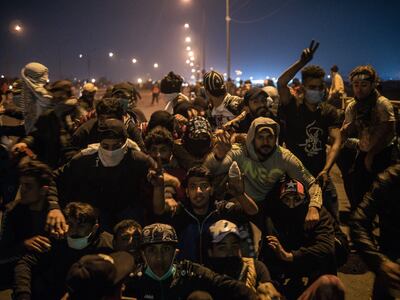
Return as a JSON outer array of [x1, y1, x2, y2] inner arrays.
[[298, 120, 324, 157]]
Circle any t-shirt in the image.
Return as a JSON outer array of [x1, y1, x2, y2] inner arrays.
[[343, 95, 395, 152], [211, 94, 243, 129], [279, 97, 340, 176]]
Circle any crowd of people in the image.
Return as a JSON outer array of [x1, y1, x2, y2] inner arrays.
[[0, 40, 399, 300]]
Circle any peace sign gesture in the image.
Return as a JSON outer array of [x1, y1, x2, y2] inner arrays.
[[300, 40, 320, 64]]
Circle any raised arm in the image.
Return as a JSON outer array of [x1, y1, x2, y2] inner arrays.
[[277, 40, 320, 106]]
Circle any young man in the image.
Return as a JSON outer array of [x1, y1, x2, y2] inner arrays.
[[111, 82, 145, 123], [0, 160, 59, 289], [160, 71, 189, 114], [277, 41, 342, 220], [124, 223, 258, 300], [13, 202, 113, 300], [350, 164, 400, 299], [153, 166, 258, 263], [328, 65, 346, 108], [72, 97, 144, 151], [203, 70, 243, 129], [341, 65, 397, 209], [261, 179, 344, 300], [206, 220, 280, 298], [78, 82, 98, 113], [55, 119, 157, 229], [204, 117, 323, 229], [13, 80, 82, 168]]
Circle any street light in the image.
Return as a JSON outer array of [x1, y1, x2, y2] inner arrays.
[[91, 78, 96, 83], [191, 68, 196, 73], [184, 23, 190, 29], [137, 78, 143, 84], [190, 56, 195, 61], [189, 62, 194, 67], [78, 54, 83, 58], [186, 59, 190, 64], [14, 25, 22, 32], [186, 46, 191, 51], [132, 58, 137, 64], [108, 52, 114, 58], [154, 63, 159, 68], [188, 51, 194, 57], [185, 36, 191, 43]]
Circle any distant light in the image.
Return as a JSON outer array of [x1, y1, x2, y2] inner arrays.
[[73, 77, 77, 81], [0, 75, 4, 78], [154, 63, 159, 68], [210, 67, 214, 70], [9, 85, 13, 90], [190, 56, 195, 61], [197, 70, 201, 73], [184, 23, 190, 29], [191, 68, 196, 73], [186, 46, 191, 51], [266, 76, 270, 79], [236, 77, 241, 82], [272, 77, 276, 81], [132, 58, 137, 64], [235, 70, 242, 76], [108, 52, 114, 58], [188, 51, 194, 57], [190, 75, 196, 80], [327, 75, 331, 79], [189, 62, 194, 67], [14, 25, 22, 32], [78, 54, 83, 58], [186, 59, 190, 64], [46, 79, 50, 83], [223, 73, 227, 77], [249, 76, 253, 80], [137, 78, 143, 84], [91, 78, 96, 83], [185, 36, 191, 43]]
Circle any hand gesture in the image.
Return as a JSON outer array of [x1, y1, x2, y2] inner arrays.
[[148, 152, 164, 187], [227, 173, 245, 197], [23, 235, 52, 253], [46, 209, 69, 239], [300, 40, 320, 64], [266, 235, 293, 262], [213, 129, 232, 160]]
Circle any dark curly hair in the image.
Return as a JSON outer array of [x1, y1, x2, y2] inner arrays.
[[301, 65, 326, 83], [184, 166, 212, 187], [349, 65, 377, 83], [145, 126, 174, 150], [63, 202, 99, 225], [18, 159, 53, 187], [95, 98, 124, 119]]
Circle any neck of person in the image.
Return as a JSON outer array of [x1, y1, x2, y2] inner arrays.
[[304, 100, 318, 112], [192, 202, 210, 216], [211, 94, 226, 108], [29, 195, 46, 212]]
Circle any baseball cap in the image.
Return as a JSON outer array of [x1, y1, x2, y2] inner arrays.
[[66, 251, 134, 299], [279, 179, 306, 208], [244, 88, 269, 105], [209, 220, 241, 244], [141, 223, 178, 247]]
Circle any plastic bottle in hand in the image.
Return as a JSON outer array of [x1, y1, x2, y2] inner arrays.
[[229, 161, 241, 181]]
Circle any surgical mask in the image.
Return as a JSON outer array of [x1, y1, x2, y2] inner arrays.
[[304, 89, 324, 104], [67, 232, 92, 250], [98, 141, 128, 167], [145, 264, 176, 281]]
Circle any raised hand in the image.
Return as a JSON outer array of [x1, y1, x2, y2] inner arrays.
[[148, 152, 164, 187], [213, 129, 232, 160], [300, 40, 320, 64]]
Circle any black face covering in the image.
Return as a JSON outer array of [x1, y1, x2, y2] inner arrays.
[[207, 257, 243, 279]]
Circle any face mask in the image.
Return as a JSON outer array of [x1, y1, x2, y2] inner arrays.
[[67, 232, 92, 250], [304, 89, 324, 104], [208, 257, 243, 279], [98, 141, 128, 167], [163, 93, 178, 104], [145, 264, 176, 281]]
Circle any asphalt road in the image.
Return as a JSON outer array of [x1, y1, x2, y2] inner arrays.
[[0, 90, 374, 299]]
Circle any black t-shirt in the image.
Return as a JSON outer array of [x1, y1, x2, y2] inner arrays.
[[279, 97, 340, 176]]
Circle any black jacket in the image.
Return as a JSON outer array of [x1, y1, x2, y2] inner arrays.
[[54, 149, 155, 228], [125, 260, 258, 300], [350, 163, 400, 272], [13, 231, 113, 300]]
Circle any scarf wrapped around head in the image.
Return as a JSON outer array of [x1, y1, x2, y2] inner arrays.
[[20, 62, 53, 133]]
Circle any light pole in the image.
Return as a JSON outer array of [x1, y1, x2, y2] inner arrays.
[[226, 0, 231, 79]]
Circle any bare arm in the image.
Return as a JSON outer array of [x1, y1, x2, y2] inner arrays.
[[277, 40, 320, 106]]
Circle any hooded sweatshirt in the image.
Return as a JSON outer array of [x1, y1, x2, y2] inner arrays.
[[204, 117, 322, 208]]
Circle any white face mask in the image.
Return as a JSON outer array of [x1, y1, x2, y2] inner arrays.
[[304, 88, 324, 104], [67, 232, 92, 250], [98, 141, 128, 167]]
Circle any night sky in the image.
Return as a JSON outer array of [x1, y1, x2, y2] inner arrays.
[[1, 0, 400, 82]]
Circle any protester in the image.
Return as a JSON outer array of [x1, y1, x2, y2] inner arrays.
[[277, 41, 342, 221], [151, 82, 160, 105], [341, 65, 397, 209], [78, 82, 98, 113], [350, 163, 400, 299], [328, 65, 346, 108], [160, 71, 189, 114], [13, 202, 113, 300], [111, 82, 146, 123], [124, 223, 258, 300]]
